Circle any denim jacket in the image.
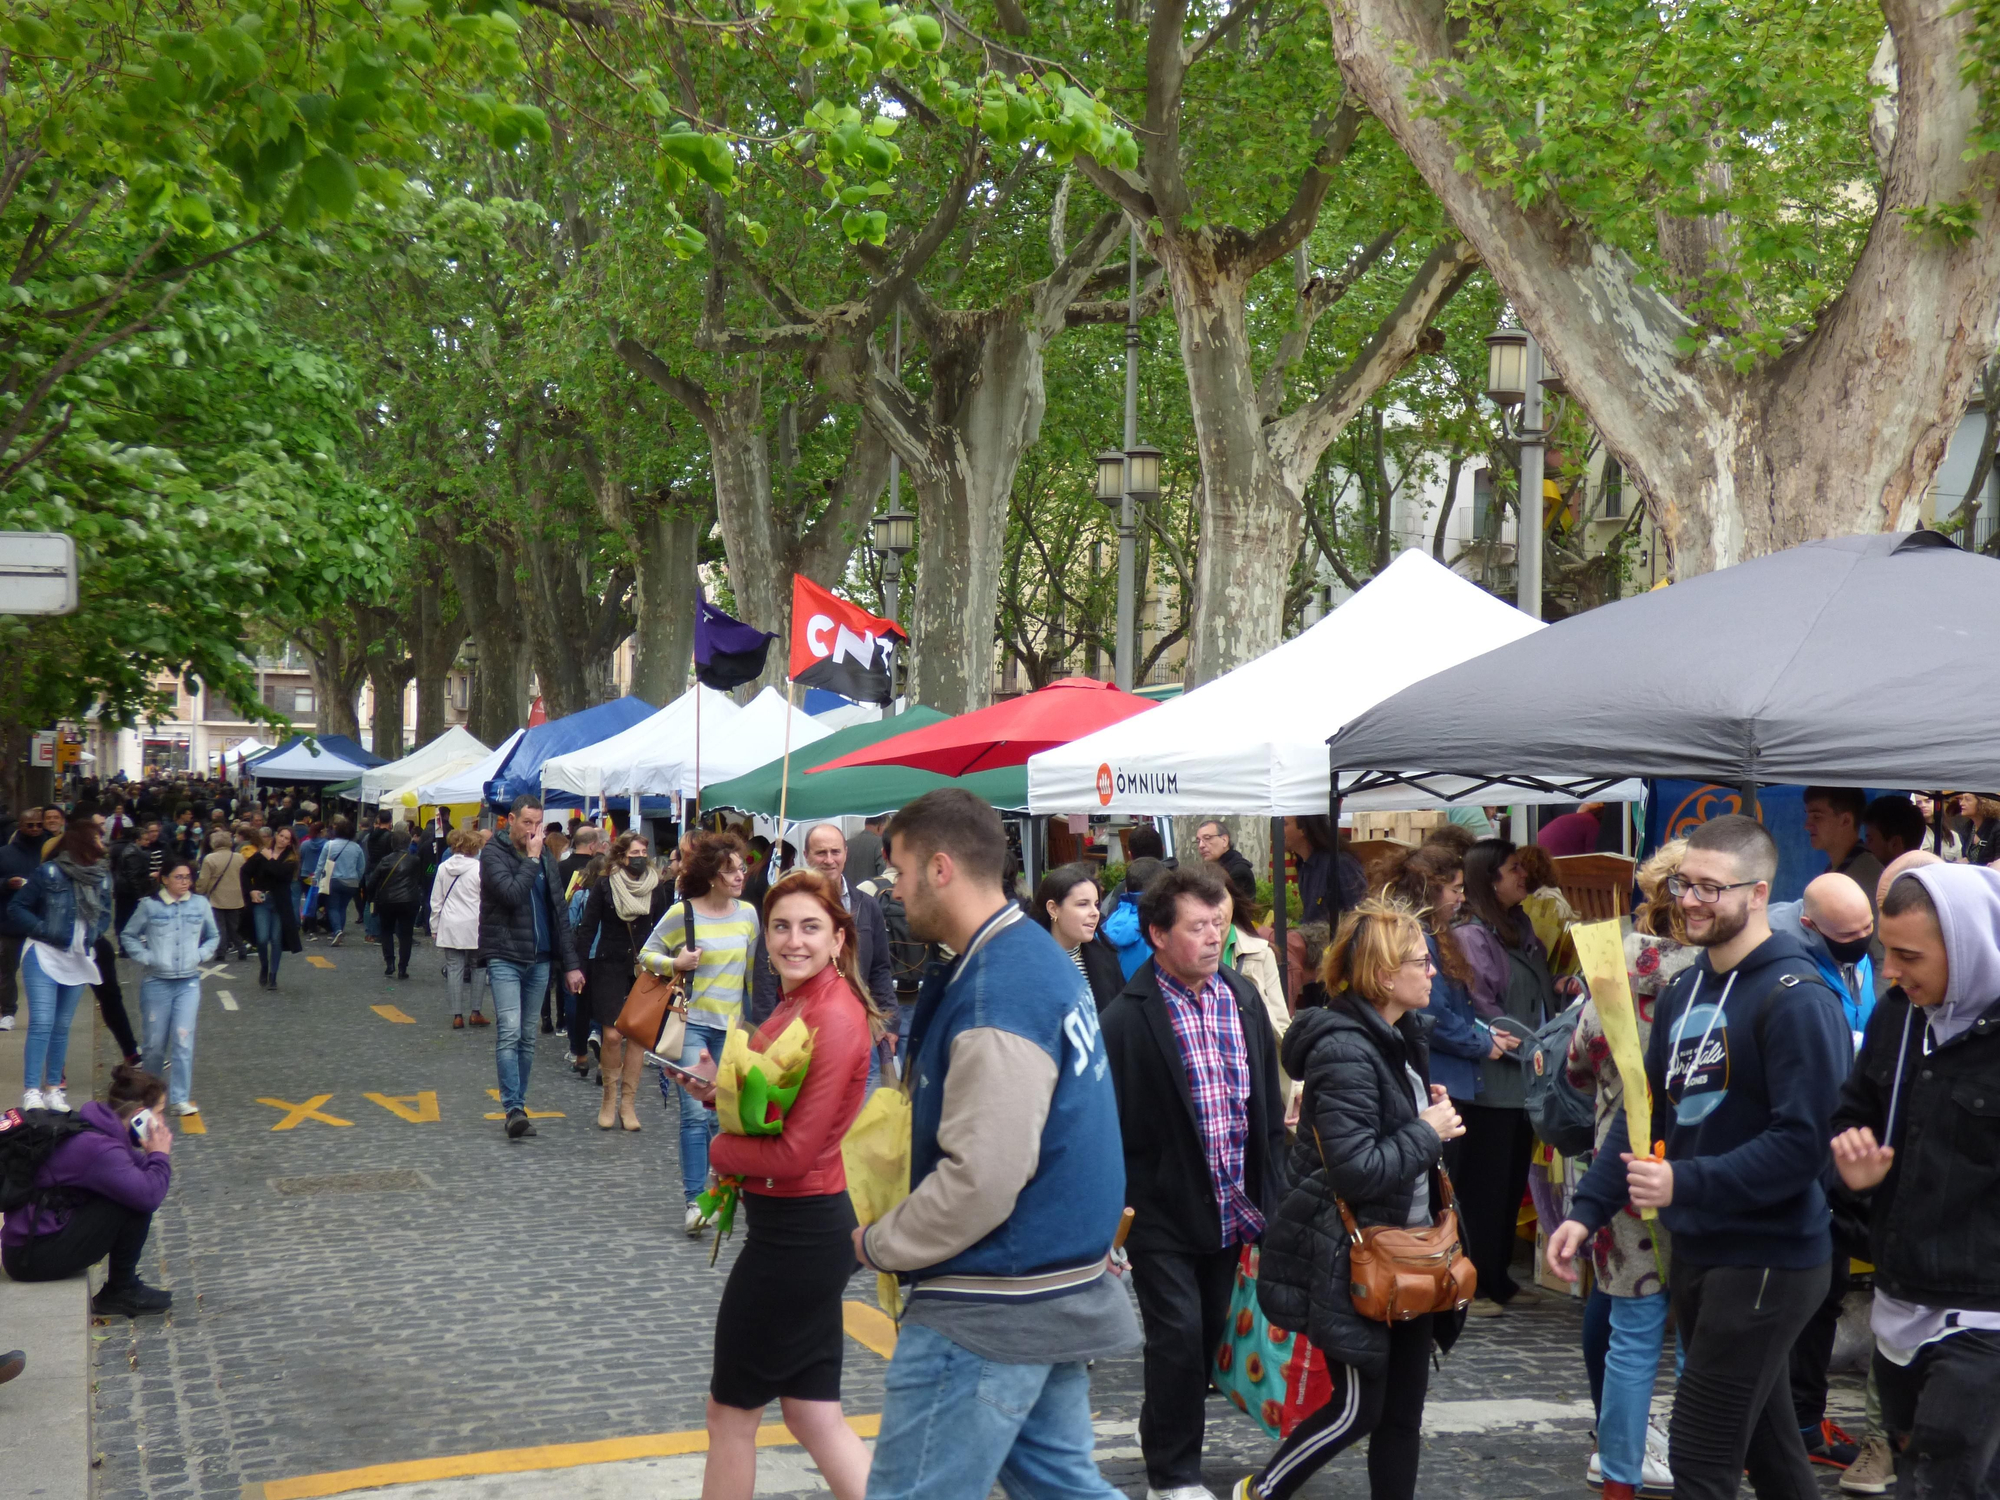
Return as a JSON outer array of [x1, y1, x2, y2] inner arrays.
[[121, 893, 221, 979], [2, 860, 113, 947]]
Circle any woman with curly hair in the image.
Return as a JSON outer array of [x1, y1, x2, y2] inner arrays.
[[641, 830, 758, 1235]]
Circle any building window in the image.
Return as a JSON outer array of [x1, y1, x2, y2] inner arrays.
[[293, 689, 315, 715], [1602, 458, 1624, 520], [1472, 468, 1497, 541]]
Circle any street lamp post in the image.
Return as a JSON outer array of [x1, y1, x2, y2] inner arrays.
[[1483, 324, 1566, 621], [871, 503, 915, 714], [1095, 232, 1161, 691]]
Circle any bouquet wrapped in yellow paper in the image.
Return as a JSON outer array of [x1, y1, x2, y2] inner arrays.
[[713, 1017, 815, 1137]]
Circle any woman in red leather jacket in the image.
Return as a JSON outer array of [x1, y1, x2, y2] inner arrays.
[[674, 868, 876, 1500]]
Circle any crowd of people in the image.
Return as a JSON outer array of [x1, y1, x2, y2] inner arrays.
[[3, 773, 1996, 1500]]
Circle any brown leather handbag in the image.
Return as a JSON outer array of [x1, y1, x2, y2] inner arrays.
[[1314, 1123, 1477, 1323], [616, 903, 692, 1057]]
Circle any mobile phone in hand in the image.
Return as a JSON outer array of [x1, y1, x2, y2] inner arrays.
[[654, 1054, 717, 1087], [128, 1108, 154, 1146]]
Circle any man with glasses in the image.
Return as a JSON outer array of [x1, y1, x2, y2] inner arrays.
[[1102, 863, 1287, 1500], [1194, 818, 1255, 892], [1548, 815, 1850, 1500]]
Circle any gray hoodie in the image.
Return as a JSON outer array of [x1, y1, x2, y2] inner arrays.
[[1904, 863, 2000, 1044]]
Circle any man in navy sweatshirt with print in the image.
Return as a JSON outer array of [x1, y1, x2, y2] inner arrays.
[[1549, 815, 1850, 1500]]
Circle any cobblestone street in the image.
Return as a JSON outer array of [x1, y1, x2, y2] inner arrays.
[[87, 938, 1864, 1500]]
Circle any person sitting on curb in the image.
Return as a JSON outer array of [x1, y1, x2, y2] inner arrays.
[[1, 1062, 177, 1317]]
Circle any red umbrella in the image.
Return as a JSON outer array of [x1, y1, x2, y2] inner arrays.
[[808, 677, 1158, 778]]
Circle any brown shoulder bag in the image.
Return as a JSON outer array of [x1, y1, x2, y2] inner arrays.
[[617, 902, 692, 1057], [1312, 1120, 1476, 1323]]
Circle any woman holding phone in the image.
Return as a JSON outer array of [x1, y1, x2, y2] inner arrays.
[[670, 869, 875, 1500], [640, 831, 758, 1235], [239, 825, 301, 991]]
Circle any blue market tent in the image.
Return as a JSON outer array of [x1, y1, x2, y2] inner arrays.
[[247, 734, 388, 782], [483, 696, 656, 808]]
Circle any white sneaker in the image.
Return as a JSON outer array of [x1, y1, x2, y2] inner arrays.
[[21, 1087, 44, 1111], [43, 1086, 69, 1113], [684, 1202, 706, 1237], [171, 1101, 200, 1117], [1147, 1489, 1220, 1500], [0, 1013, 14, 1030], [1587, 1440, 1674, 1496]]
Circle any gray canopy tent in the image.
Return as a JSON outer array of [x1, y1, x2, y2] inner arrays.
[[1326, 533, 2000, 831]]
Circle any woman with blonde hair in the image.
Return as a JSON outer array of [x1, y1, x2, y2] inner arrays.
[[670, 869, 875, 1500], [1247, 898, 1466, 1500]]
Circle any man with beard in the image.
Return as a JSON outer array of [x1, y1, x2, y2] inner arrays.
[[1549, 816, 1851, 1500]]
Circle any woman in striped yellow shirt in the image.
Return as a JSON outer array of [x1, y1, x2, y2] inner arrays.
[[642, 831, 760, 1236]]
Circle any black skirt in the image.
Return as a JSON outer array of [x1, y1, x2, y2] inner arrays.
[[710, 1191, 859, 1409], [587, 957, 635, 1029]]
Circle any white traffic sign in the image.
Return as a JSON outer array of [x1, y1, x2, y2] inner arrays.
[[0, 531, 77, 615]]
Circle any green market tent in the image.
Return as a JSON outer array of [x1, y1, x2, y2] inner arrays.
[[700, 706, 1029, 818]]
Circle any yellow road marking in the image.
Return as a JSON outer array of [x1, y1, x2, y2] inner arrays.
[[485, 1088, 565, 1120], [256, 1095, 353, 1130], [305, 956, 335, 970], [362, 1091, 440, 1123], [842, 1299, 898, 1358], [178, 1113, 207, 1135], [245, 1413, 883, 1499], [369, 1004, 415, 1024]]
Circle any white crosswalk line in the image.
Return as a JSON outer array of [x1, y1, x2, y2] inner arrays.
[[199, 963, 231, 981], [216, 990, 238, 1011]]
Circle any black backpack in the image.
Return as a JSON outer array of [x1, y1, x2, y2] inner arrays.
[[1522, 996, 1600, 1159], [0, 1109, 90, 1212]]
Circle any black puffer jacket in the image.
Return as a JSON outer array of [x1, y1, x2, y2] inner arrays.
[[1258, 994, 1455, 1378], [477, 835, 581, 971], [365, 845, 426, 908]]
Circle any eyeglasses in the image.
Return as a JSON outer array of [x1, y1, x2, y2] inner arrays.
[[1665, 875, 1757, 904], [1399, 955, 1435, 972]]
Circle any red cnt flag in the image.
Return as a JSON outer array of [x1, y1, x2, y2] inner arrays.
[[789, 575, 906, 704]]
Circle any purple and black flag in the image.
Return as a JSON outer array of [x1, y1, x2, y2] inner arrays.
[[694, 596, 775, 691]]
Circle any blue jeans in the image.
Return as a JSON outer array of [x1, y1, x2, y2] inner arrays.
[[251, 900, 285, 981], [488, 957, 550, 1113], [866, 1322, 1122, 1500], [676, 1022, 727, 1201], [327, 881, 359, 936], [139, 975, 202, 1108], [1591, 1290, 1670, 1486], [20, 947, 87, 1093]]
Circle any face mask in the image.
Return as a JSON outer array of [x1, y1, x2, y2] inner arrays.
[[1824, 935, 1872, 966], [625, 857, 650, 877]]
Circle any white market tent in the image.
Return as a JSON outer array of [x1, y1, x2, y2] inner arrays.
[[418, 728, 525, 807], [539, 685, 741, 803], [1028, 549, 1641, 817], [359, 726, 490, 805], [628, 685, 833, 801], [247, 737, 380, 784], [208, 739, 272, 768]]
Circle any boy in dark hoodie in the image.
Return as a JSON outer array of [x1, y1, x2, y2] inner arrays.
[[1829, 864, 2000, 1500], [1548, 815, 1851, 1500]]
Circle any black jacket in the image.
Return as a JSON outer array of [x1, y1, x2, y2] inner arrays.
[[239, 852, 303, 954], [477, 836, 581, 971], [1100, 960, 1288, 1258], [0, 829, 43, 891], [362, 825, 395, 875], [1831, 987, 2000, 1311], [1078, 935, 1126, 1010], [576, 879, 673, 973], [365, 845, 425, 908], [1257, 995, 1457, 1377], [111, 838, 158, 901], [747, 878, 895, 1027], [1215, 846, 1256, 893]]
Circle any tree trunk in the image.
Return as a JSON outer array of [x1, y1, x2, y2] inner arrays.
[[436, 525, 533, 748], [1329, 0, 2000, 573], [627, 498, 702, 705], [614, 344, 890, 696], [293, 621, 367, 741], [366, 658, 412, 758], [854, 213, 1129, 713], [408, 576, 463, 746]]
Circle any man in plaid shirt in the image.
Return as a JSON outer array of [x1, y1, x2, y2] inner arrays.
[[1103, 862, 1289, 1500]]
